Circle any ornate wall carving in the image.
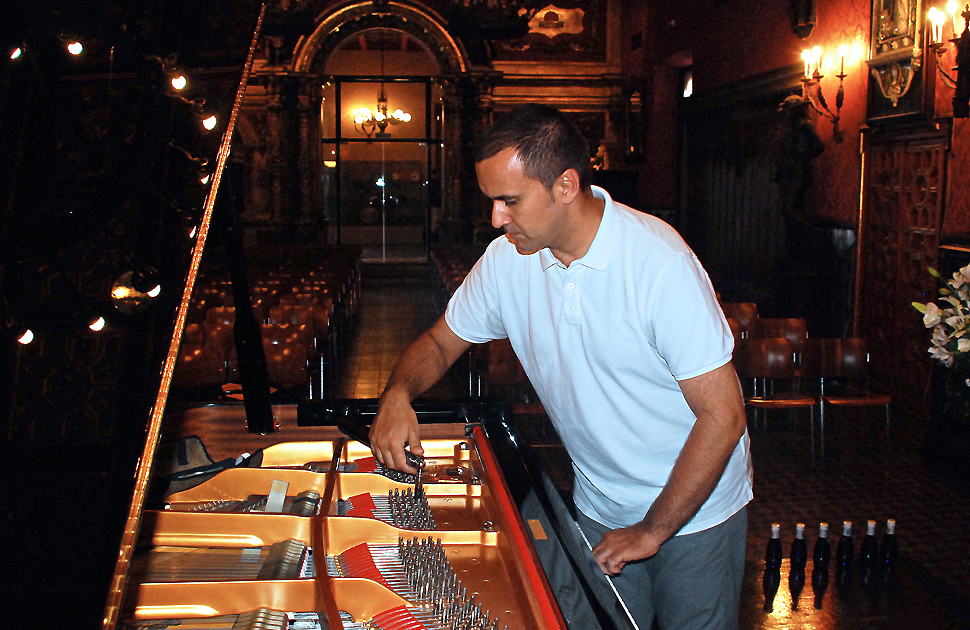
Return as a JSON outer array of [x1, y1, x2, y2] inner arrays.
[[858, 129, 948, 412]]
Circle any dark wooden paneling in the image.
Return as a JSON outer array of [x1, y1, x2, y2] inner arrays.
[[859, 130, 948, 415]]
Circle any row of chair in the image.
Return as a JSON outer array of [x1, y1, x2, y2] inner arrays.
[[174, 246, 362, 397], [430, 258, 891, 467], [734, 336, 891, 467], [429, 245, 542, 409]]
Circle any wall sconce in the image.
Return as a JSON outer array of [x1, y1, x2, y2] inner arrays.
[[929, 3, 970, 117], [110, 269, 160, 315], [58, 34, 84, 56], [172, 94, 218, 131], [800, 45, 846, 141], [168, 141, 210, 179], [1, 299, 33, 345]]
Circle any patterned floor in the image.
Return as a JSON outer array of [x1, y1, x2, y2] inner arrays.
[[340, 264, 970, 629]]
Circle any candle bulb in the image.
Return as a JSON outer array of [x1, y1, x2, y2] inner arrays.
[[813, 46, 822, 77], [802, 49, 812, 79], [839, 44, 847, 75]]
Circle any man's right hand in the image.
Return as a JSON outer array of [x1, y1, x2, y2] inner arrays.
[[367, 316, 470, 474], [370, 387, 424, 474]]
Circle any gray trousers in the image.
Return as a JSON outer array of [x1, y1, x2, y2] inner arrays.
[[576, 507, 748, 630]]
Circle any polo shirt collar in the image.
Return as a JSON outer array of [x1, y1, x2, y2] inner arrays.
[[538, 185, 617, 271]]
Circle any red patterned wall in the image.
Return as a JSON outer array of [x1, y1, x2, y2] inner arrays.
[[944, 120, 970, 240], [629, 0, 872, 226]]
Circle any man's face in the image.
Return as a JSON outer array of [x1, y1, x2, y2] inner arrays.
[[476, 148, 563, 256]]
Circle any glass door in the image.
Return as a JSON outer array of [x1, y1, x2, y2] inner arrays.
[[322, 76, 441, 262]]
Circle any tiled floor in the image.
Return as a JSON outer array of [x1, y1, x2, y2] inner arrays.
[[338, 264, 970, 630], [335, 272, 444, 399]]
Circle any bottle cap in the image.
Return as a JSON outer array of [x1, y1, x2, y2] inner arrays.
[[886, 519, 896, 534], [819, 522, 829, 537], [843, 521, 852, 536], [796, 523, 805, 538], [867, 520, 876, 535], [771, 523, 781, 538]]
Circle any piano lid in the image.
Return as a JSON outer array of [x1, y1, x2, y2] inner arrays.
[[102, 5, 269, 628]]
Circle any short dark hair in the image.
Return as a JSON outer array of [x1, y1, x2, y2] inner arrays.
[[476, 104, 593, 191]]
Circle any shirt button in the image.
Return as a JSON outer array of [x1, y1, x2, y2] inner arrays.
[[567, 282, 575, 289], [567, 306, 575, 312]]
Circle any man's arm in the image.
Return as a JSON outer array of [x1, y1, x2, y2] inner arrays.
[[369, 315, 471, 473], [592, 361, 747, 575]]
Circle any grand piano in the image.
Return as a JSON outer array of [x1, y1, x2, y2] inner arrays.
[[100, 7, 629, 630]]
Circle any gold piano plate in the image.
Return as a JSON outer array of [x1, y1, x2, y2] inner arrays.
[[113, 416, 566, 629]]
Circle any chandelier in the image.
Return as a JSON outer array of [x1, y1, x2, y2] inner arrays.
[[353, 84, 411, 138], [353, 33, 411, 138]]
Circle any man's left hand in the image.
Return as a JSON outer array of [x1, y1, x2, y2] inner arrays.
[[592, 523, 662, 575]]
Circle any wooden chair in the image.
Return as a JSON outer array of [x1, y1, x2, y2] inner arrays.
[[801, 338, 892, 466], [733, 337, 816, 436], [750, 318, 809, 355], [486, 338, 544, 415], [720, 302, 758, 337], [174, 344, 226, 387]]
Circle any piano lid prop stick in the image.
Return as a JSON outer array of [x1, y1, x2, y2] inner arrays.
[[575, 520, 642, 630]]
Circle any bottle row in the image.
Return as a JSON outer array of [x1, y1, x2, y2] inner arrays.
[[763, 519, 898, 612], [765, 519, 897, 573]]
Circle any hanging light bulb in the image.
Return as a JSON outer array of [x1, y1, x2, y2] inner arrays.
[[110, 270, 159, 314], [17, 327, 34, 344], [11, 47, 23, 60], [88, 315, 106, 332], [67, 41, 83, 55], [202, 114, 217, 130], [171, 74, 187, 90]]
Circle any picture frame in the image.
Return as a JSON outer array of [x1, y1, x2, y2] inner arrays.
[[867, 0, 926, 119]]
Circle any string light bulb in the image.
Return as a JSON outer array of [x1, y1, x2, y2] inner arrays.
[[171, 75, 187, 90], [17, 328, 34, 344], [67, 41, 83, 55], [88, 316, 106, 332], [11, 47, 23, 60], [201, 114, 217, 130]]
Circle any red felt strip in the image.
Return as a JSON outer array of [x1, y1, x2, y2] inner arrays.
[[338, 542, 389, 588], [353, 456, 378, 472], [345, 492, 378, 518]]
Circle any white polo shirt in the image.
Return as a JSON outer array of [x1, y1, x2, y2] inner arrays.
[[445, 186, 752, 534]]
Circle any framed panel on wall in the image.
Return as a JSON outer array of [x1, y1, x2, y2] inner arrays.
[[867, 0, 926, 121]]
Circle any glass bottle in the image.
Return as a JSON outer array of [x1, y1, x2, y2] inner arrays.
[[812, 522, 830, 609], [763, 523, 782, 612], [789, 523, 807, 609]]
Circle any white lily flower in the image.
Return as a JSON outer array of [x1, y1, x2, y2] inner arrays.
[[957, 264, 970, 285], [924, 302, 943, 327], [958, 338, 970, 353], [930, 345, 955, 367]]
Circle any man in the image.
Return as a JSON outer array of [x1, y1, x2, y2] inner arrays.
[[370, 104, 752, 629]]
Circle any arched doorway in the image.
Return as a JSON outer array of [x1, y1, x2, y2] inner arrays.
[[320, 29, 444, 261], [293, 4, 469, 262]]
